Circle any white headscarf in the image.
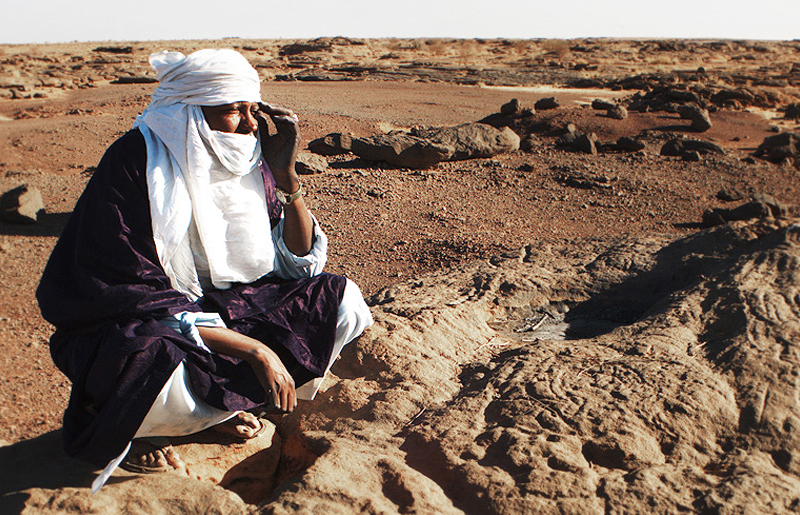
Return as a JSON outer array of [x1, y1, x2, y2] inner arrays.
[[134, 49, 275, 299]]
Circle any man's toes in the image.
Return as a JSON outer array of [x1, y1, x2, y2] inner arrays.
[[164, 447, 185, 469]]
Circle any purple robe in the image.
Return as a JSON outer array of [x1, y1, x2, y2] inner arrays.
[[36, 129, 346, 467]]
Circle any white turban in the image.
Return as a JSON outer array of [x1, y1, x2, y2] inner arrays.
[[133, 49, 275, 300], [146, 49, 262, 109]]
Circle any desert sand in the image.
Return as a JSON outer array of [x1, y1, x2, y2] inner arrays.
[[0, 38, 798, 514]]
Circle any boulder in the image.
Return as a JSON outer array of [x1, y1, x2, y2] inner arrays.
[[520, 135, 538, 152], [606, 105, 628, 120], [308, 132, 353, 156], [350, 134, 454, 169], [755, 132, 800, 164], [575, 133, 598, 155], [534, 97, 559, 110], [678, 105, 712, 132], [591, 99, 617, 110], [295, 152, 328, 175], [682, 150, 702, 162], [412, 123, 520, 161], [660, 137, 725, 158], [615, 137, 646, 152], [1, 184, 45, 224], [500, 98, 521, 115]]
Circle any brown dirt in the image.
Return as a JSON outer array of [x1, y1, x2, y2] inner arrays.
[[0, 38, 798, 513]]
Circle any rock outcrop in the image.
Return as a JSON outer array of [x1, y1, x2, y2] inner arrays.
[[313, 123, 520, 169], [6, 219, 800, 514]]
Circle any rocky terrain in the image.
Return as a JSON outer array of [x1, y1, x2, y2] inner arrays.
[[0, 38, 799, 514]]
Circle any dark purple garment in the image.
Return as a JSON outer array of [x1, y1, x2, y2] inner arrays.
[[36, 129, 346, 467]]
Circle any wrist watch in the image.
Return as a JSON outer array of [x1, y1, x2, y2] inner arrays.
[[275, 184, 303, 205]]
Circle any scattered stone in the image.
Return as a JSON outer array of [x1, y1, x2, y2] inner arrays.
[[678, 105, 712, 132], [591, 99, 617, 110], [682, 150, 702, 162], [616, 137, 646, 152], [535, 97, 559, 110], [575, 133, 598, 155], [520, 135, 538, 152], [556, 172, 612, 190], [0, 184, 45, 224], [606, 105, 628, 120], [295, 152, 328, 175], [717, 187, 747, 202], [660, 137, 725, 158], [500, 98, 521, 116], [702, 192, 790, 226], [308, 132, 353, 155]]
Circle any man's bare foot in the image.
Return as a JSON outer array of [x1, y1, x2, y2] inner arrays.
[[121, 437, 186, 473], [211, 411, 266, 440]]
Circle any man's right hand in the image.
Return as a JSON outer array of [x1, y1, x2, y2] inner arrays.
[[197, 326, 297, 412]]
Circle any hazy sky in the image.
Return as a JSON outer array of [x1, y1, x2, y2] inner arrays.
[[1, 0, 798, 44]]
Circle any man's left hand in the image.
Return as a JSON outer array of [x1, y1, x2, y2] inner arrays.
[[257, 103, 301, 193]]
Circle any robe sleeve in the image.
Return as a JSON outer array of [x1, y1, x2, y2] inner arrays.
[[36, 129, 200, 332]]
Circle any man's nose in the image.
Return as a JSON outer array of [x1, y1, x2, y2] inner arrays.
[[240, 108, 258, 134]]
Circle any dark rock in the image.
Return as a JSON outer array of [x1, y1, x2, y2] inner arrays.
[[535, 97, 559, 110], [607, 105, 628, 120], [592, 99, 616, 110], [753, 192, 790, 218], [93, 46, 133, 54], [660, 138, 725, 157], [520, 135, 538, 152], [711, 88, 756, 105], [295, 152, 328, 175], [500, 99, 521, 116], [410, 123, 520, 160], [667, 90, 701, 103], [678, 105, 712, 132], [279, 40, 332, 56], [308, 133, 353, 156], [717, 187, 746, 202], [784, 103, 800, 120], [571, 78, 605, 88], [556, 173, 612, 190], [754, 132, 800, 163], [556, 130, 582, 147], [1, 184, 45, 224], [616, 137, 646, 152], [702, 192, 789, 226], [112, 76, 157, 84], [350, 134, 453, 169], [682, 150, 702, 162], [575, 133, 597, 155]]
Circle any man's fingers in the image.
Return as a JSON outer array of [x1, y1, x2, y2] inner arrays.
[[258, 102, 299, 127]]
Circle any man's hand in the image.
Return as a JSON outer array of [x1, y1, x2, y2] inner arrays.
[[256, 103, 301, 193], [197, 326, 297, 412]]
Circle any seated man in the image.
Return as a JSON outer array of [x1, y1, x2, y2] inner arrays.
[[36, 49, 372, 490]]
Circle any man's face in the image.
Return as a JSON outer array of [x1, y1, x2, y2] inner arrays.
[[202, 102, 259, 135]]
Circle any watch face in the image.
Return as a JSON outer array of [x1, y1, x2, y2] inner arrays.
[[276, 189, 287, 203]]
